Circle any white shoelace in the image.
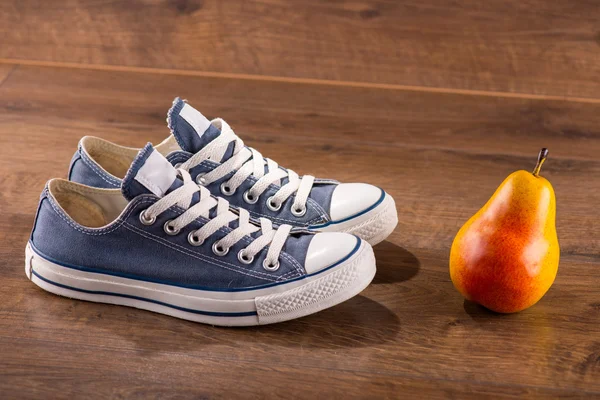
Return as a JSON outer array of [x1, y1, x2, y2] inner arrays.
[[179, 119, 315, 217], [140, 170, 293, 271]]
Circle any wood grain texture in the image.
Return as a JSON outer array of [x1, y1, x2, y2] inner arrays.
[[0, 64, 16, 87], [2, 1, 600, 98], [1, 65, 600, 161], [3, 338, 591, 400], [0, 66, 599, 398], [1, 66, 599, 255]]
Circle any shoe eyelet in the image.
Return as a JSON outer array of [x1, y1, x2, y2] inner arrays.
[[220, 182, 235, 196], [266, 196, 282, 212], [291, 205, 307, 217], [237, 250, 254, 265], [212, 242, 230, 256], [196, 173, 207, 185], [187, 231, 204, 247], [163, 220, 180, 235], [263, 259, 280, 272], [243, 190, 259, 204], [139, 210, 156, 226]]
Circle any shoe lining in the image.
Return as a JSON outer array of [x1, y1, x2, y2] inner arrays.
[[48, 179, 128, 228]]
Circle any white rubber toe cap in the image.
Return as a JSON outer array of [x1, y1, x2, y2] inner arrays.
[[304, 233, 359, 274], [329, 183, 383, 221]]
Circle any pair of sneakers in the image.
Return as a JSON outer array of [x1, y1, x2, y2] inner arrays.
[[26, 98, 398, 326]]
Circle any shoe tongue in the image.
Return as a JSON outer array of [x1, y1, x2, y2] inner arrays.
[[167, 97, 223, 153], [121, 143, 183, 201]]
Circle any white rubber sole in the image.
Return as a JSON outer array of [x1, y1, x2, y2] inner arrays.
[[25, 241, 376, 327], [312, 193, 398, 246]]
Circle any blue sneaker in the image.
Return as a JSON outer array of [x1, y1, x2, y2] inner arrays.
[[68, 98, 398, 245], [27, 144, 376, 326]]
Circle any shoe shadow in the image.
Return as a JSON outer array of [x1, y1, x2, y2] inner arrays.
[[243, 295, 400, 349], [371, 241, 420, 284], [93, 294, 399, 352]]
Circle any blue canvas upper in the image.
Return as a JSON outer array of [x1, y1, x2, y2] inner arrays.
[[34, 145, 319, 291], [68, 98, 339, 228]]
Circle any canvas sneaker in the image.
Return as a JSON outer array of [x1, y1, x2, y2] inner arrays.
[[27, 144, 376, 326], [67, 98, 398, 245]]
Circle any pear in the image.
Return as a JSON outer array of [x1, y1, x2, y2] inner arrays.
[[450, 149, 559, 313]]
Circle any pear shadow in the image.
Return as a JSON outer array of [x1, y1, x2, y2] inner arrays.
[[86, 294, 399, 353], [463, 299, 511, 323], [371, 241, 420, 284]]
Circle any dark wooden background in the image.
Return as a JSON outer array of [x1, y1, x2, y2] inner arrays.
[[1, 1, 599, 398]]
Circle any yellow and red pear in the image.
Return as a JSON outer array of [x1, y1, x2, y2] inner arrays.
[[450, 149, 559, 313]]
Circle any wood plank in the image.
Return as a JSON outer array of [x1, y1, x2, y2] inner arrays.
[[1, 65, 599, 397], [2, 237, 600, 393], [2, 337, 592, 400], [1, 65, 599, 162], [1, 119, 599, 258], [0, 66, 599, 255], [1, 1, 600, 98]]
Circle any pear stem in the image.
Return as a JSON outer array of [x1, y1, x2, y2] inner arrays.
[[532, 148, 549, 177]]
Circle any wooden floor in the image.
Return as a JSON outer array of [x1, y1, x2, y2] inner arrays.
[[1, 1, 599, 399]]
